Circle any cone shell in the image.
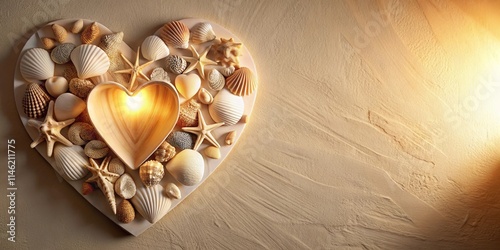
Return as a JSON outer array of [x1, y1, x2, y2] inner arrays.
[[165, 149, 204, 186], [131, 184, 172, 223], [71, 44, 110, 79], [190, 22, 216, 44], [81, 22, 100, 44], [165, 55, 187, 74], [141, 35, 170, 61], [53, 145, 89, 181], [71, 19, 84, 34], [226, 67, 257, 96], [139, 160, 165, 187], [115, 173, 137, 199], [20, 48, 55, 81], [99, 32, 124, 56], [51, 24, 67, 43], [22, 83, 51, 119], [208, 89, 244, 126], [207, 68, 225, 91], [41, 37, 56, 50], [160, 21, 190, 49]]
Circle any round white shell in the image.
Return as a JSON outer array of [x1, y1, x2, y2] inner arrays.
[[141, 35, 170, 61], [20, 48, 55, 81], [190, 22, 216, 44], [114, 173, 137, 199], [45, 76, 68, 98], [131, 184, 172, 224], [54, 93, 86, 121], [208, 89, 244, 126], [70, 44, 110, 79], [165, 149, 204, 186], [53, 144, 89, 181]]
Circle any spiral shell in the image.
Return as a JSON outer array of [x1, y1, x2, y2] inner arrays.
[[81, 22, 100, 44], [50, 43, 76, 64], [207, 68, 225, 91], [51, 24, 67, 43], [22, 83, 51, 119], [70, 44, 110, 79], [20, 48, 55, 81], [141, 35, 169, 61], [139, 160, 164, 187], [165, 55, 187, 74], [131, 184, 171, 224], [155, 141, 176, 163], [226, 67, 257, 96], [53, 144, 89, 181], [190, 22, 216, 44], [160, 21, 190, 49], [208, 89, 244, 126]]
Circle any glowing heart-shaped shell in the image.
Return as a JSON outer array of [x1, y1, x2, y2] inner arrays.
[[70, 44, 110, 79], [20, 48, 55, 81], [175, 74, 201, 99], [141, 35, 169, 61], [208, 89, 244, 126]]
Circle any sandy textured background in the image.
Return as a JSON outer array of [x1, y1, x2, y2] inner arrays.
[[1, 0, 500, 249]]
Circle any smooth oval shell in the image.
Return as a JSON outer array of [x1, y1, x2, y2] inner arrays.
[[131, 184, 172, 223], [198, 88, 213, 105], [71, 19, 84, 33], [20, 48, 55, 81], [115, 173, 137, 199], [84, 140, 109, 159], [67, 122, 96, 145], [45, 76, 68, 98], [54, 93, 86, 121], [204, 146, 221, 159], [70, 44, 110, 79], [53, 144, 89, 181], [165, 54, 187, 74], [116, 199, 135, 223], [109, 157, 126, 175], [141, 35, 169, 61], [165, 183, 181, 199], [190, 22, 216, 44], [226, 67, 257, 96], [175, 74, 201, 99], [207, 68, 225, 91], [208, 89, 244, 126], [139, 160, 165, 187], [160, 21, 189, 49], [165, 149, 204, 186], [22, 83, 51, 119]]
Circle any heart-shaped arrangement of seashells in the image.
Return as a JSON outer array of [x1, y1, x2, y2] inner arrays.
[[14, 18, 257, 236]]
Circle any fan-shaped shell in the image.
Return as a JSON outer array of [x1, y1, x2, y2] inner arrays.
[[70, 44, 110, 79], [139, 160, 165, 187], [208, 89, 244, 126], [131, 185, 172, 224], [53, 144, 89, 181], [190, 22, 216, 44], [20, 48, 55, 81], [141, 35, 170, 61], [160, 21, 189, 49], [225, 67, 257, 96], [22, 83, 51, 119], [207, 68, 225, 91]]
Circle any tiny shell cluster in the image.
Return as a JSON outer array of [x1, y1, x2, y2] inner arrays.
[[19, 18, 257, 227]]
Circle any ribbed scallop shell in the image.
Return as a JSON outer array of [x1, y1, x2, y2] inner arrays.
[[226, 67, 257, 96], [22, 83, 51, 119], [141, 35, 170, 61], [160, 21, 190, 49], [70, 44, 110, 79], [131, 185, 172, 224], [207, 68, 225, 91], [53, 145, 89, 181], [190, 22, 216, 44], [20, 48, 55, 81], [208, 89, 244, 126], [139, 160, 165, 187]]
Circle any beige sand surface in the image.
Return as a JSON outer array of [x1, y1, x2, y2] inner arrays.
[[1, 0, 500, 248]]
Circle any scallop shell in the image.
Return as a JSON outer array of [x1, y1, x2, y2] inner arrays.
[[22, 83, 51, 119], [114, 173, 137, 199], [53, 144, 89, 181], [81, 22, 100, 44], [131, 185, 171, 223], [190, 22, 216, 44], [20, 48, 55, 81], [160, 21, 190, 49], [51, 24, 67, 43], [198, 88, 213, 105], [141, 35, 170, 61], [207, 68, 225, 91], [165, 149, 204, 186], [165, 55, 187, 74], [50, 43, 76, 64], [70, 44, 110, 79], [139, 160, 165, 187], [208, 89, 244, 126], [71, 19, 84, 34], [226, 67, 257, 96], [41, 37, 56, 50]]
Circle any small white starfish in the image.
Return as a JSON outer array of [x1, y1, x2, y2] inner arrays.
[[28, 100, 74, 157], [182, 110, 224, 150], [181, 45, 217, 79], [85, 156, 120, 214], [114, 47, 154, 91]]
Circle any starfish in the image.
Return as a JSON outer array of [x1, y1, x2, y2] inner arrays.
[[181, 45, 217, 79], [28, 100, 74, 157], [182, 110, 224, 150], [85, 156, 120, 214], [114, 46, 154, 91]]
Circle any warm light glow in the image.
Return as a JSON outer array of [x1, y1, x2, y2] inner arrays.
[[126, 92, 144, 111]]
